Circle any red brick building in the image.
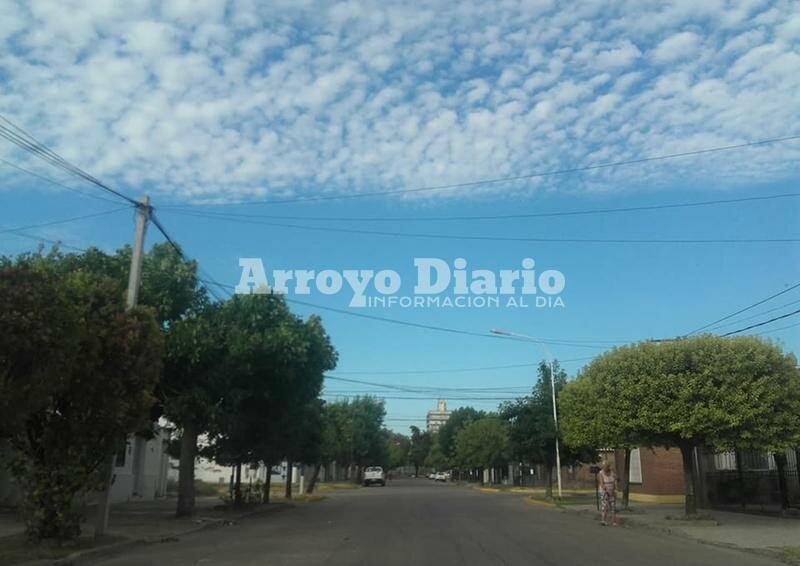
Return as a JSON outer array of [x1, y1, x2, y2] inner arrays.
[[613, 447, 685, 503]]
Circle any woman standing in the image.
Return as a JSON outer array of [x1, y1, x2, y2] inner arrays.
[[597, 461, 618, 526]]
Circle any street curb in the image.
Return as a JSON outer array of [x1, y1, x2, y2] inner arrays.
[[521, 497, 566, 510], [14, 505, 279, 566]]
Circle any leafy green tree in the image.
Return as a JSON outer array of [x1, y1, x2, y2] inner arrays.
[[163, 303, 228, 516], [0, 264, 163, 539], [453, 417, 510, 482], [424, 441, 448, 471], [386, 432, 410, 471], [437, 407, 484, 465], [346, 397, 388, 479], [408, 426, 433, 477], [560, 336, 800, 515], [319, 401, 351, 473], [203, 296, 336, 504], [313, 397, 387, 482], [500, 361, 591, 496]]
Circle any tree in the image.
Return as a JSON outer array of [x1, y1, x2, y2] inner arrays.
[[0, 264, 163, 539], [203, 296, 336, 504], [424, 441, 448, 471], [453, 417, 510, 483], [386, 432, 410, 471], [163, 303, 228, 516], [408, 426, 432, 477], [437, 407, 484, 466], [560, 336, 800, 516], [500, 361, 592, 497], [346, 397, 388, 480], [313, 397, 387, 482]]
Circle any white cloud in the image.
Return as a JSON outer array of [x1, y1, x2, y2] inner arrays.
[[0, 0, 797, 203], [595, 40, 641, 69], [651, 31, 702, 63]]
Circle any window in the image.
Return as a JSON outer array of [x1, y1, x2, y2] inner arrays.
[[114, 440, 129, 467], [628, 448, 643, 484], [713, 451, 737, 471]]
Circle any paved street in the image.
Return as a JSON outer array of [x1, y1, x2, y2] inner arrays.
[[95, 479, 784, 566]]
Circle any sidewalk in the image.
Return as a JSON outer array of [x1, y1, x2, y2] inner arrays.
[[463, 484, 800, 563], [0, 496, 292, 565], [553, 498, 800, 563]]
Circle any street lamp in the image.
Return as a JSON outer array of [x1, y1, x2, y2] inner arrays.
[[490, 328, 563, 499]]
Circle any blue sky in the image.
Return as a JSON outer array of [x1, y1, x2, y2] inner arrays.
[[1, 0, 799, 432]]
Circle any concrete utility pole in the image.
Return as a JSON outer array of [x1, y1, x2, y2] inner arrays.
[[490, 328, 563, 499], [95, 196, 150, 538]]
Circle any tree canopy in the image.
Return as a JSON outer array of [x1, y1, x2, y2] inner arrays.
[[453, 416, 510, 471], [0, 262, 163, 539], [559, 335, 800, 514], [437, 406, 485, 465]]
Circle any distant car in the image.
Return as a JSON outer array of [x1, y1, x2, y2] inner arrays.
[[434, 472, 447, 482], [363, 466, 386, 487], [427, 472, 436, 480]]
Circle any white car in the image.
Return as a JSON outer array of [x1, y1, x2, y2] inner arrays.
[[433, 472, 447, 482], [363, 466, 386, 486]]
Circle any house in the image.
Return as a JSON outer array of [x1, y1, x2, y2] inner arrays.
[[611, 447, 685, 503], [0, 431, 171, 507], [106, 430, 171, 503]]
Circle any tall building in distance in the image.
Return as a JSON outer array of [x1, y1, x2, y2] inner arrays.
[[426, 399, 451, 433]]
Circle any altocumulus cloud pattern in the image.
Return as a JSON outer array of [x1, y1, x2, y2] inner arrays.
[[0, 0, 798, 202]]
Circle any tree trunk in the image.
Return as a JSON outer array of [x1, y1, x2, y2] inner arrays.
[[544, 464, 553, 498], [621, 447, 631, 510], [263, 463, 272, 503], [414, 464, 419, 477], [679, 442, 697, 516], [285, 462, 293, 499], [774, 452, 790, 511], [234, 462, 242, 506], [176, 421, 198, 517], [306, 463, 322, 494]]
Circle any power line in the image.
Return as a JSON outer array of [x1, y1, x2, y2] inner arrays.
[[0, 158, 124, 205], [148, 212, 226, 304], [708, 297, 800, 331], [2, 230, 88, 252], [325, 375, 534, 393], [322, 393, 521, 401], [0, 115, 137, 205], [755, 320, 800, 335], [168, 209, 800, 244], [199, 278, 615, 348], [0, 207, 132, 236], [721, 308, 800, 337], [166, 134, 800, 206], [163, 191, 800, 222], [687, 281, 800, 335], [329, 357, 595, 375]]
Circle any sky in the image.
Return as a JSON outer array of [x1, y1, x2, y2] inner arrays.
[[1, 0, 799, 432]]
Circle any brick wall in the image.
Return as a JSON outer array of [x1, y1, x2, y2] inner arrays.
[[630, 447, 685, 496]]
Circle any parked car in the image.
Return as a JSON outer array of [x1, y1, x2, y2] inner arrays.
[[363, 466, 386, 486], [434, 472, 447, 482]]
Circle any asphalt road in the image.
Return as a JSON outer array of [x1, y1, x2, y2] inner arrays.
[[96, 479, 783, 566]]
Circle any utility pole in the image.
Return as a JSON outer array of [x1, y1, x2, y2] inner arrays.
[[490, 329, 563, 499], [548, 359, 563, 499], [95, 196, 150, 538]]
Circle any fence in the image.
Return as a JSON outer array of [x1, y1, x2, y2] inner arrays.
[[704, 464, 800, 511]]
